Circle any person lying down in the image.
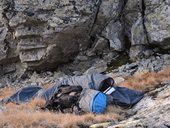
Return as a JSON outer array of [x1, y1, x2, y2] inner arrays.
[[1, 74, 144, 114]]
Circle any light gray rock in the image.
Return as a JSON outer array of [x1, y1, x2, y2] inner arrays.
[[84, 60, 107, 74], [123, 0, 143, 39], [124, 0, 170, 49], [0, 1, 19, 64], [103, 51, 119, 65], [92, 36, 109, 55], [131, 17, 148, 45], [0, 20, 10, 62], [129, 45, 153, 60], [102, 21, 124, 51], [123, 0, 170, 60], [75, 55, 88, 61], [123, 0, 151, 60], [90, 0, 124, 36], [0, 105, 5, 112], [144, 1, 170, 49]]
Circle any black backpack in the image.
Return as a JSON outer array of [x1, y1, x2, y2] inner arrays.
[[43, 85, 83, 113]]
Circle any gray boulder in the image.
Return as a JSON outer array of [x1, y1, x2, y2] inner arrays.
[[129, 45, 153, 60], [144, 1, 170, 49], [92, 36, 109, 55], [123, 0, 143, 40], [123, 0, 170, 60]]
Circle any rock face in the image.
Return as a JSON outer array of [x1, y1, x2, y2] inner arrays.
[[0, 0, 99, 70], [124, 0, 170, 59], [145, 0, 170, 49], [0, 0, 124, 71], [102, 21, 124, 51], [0, 0, 170, 75]]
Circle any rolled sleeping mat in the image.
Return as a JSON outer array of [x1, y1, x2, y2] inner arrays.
[[79, 89, 107, 114]]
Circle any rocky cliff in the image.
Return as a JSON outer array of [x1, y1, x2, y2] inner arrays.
[[0, 0, 170, 80]]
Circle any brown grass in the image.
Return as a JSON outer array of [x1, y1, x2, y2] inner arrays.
[[0, 93, 120, 128], [0, 111, 118, 128], [0, 67, 170, 128], [119, 67, 170, 91], [0, 99, 120, 128], [0, 87, 15, 99]]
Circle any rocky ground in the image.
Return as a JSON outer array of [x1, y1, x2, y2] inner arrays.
[[1, 53, 170, 87]]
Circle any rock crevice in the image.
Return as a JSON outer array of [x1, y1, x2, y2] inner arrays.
[[141, 0, 150, 44]]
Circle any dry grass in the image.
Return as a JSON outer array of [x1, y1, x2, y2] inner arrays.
[[0, 110, 118, 128], [0, 67, 170, 128], [0, 99, 120, 128], [0, 87, 15, 99], [0, 92, 120, 128], [119, 67, 170, 91]]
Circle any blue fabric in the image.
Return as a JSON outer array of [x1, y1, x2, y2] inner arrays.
[[90, 92, 107, 114], [110, 86, 144, 107], [6, 86, 42, 103]]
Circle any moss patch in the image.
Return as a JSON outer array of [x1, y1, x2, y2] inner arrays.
[[106, 54, 131, 73]]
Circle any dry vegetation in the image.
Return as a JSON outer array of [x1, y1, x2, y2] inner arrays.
[[0, 87, 121, 128], [0, 67, 170, 128], [0, 99, 120, 128], [120, 67, 170, 91], [0, 87, 15, 99]]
